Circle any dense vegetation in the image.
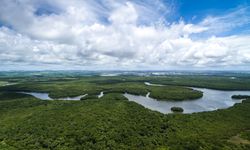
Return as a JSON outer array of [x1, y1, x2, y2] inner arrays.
[[146, 75, 250, 90], [1, 72, 250, 149], [232, 95, 250, 99], [0, 77, 203, 101], [0, 81, 7, 86], [171, 107, 184, 113], [1, 92, 250, 149]]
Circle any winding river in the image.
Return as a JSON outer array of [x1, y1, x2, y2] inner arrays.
[[98, 91, 104, 98], [18, 82, 250, 114], [19, 91, 105, 100], [123, 82, 250, 114], [19, 92, 87, 100]]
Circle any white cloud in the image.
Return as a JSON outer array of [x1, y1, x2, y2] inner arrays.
[[109, 2, 138, 25], [199, 6, 250, 35], [0, 0, 249, 70]]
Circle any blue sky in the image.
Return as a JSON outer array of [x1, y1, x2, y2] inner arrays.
[[0, 0, 249, 70], [177, 0, 249, 21]]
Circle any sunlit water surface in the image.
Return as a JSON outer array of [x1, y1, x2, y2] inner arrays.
[[123, 82, 250, 114], [19, 83, 250, 114], [19, 92, 87, 100]]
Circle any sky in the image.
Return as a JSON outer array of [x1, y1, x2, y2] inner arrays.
[[0, 0, 250, 71]]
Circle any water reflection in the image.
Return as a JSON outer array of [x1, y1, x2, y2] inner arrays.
[[124, 87, 250, 114], [19, 92, 87, 100]]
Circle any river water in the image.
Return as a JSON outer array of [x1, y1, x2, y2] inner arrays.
[[19, 83, 250, 114], [19, 92, 87, 100], [123, 82, 250, 114]]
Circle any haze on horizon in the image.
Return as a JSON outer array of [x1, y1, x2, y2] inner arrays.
[[0, 0, 250, 71]]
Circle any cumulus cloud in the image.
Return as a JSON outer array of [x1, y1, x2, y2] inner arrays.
[[0, 0, 249, 70]]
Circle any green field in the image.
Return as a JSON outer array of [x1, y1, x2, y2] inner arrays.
[[1, 73, 250, 149]]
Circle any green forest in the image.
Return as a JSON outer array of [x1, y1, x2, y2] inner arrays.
[[1, 73, 250, 149]]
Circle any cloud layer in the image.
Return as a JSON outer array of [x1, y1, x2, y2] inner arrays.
[[0, 0, 249, 70]]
